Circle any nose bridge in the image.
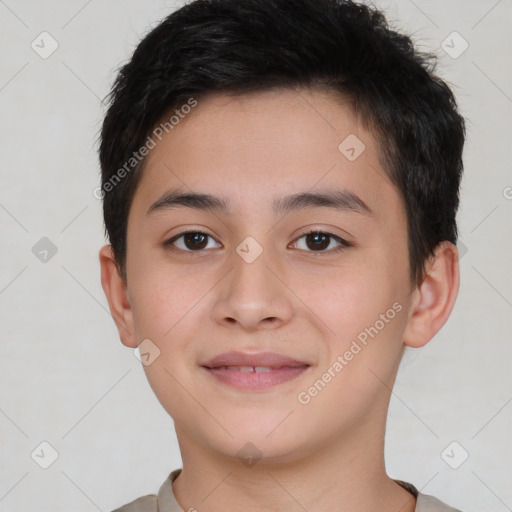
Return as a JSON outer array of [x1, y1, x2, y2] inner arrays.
[[213, 238, 293, 330], [232, 242, 272, 295]]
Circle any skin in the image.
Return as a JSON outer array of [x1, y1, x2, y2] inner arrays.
[[100, 87, 459, 512]]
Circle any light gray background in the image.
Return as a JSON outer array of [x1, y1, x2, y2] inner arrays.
[[0, 1, 511, 511]]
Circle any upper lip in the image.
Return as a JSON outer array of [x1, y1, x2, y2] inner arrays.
[[201, 351, 310, 369]]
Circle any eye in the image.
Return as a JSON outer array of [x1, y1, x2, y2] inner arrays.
[[164, 229, 351, 255], [164, 230, 221, 252], [290, 230, 351, 254]]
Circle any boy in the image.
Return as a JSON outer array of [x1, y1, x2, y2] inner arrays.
[[98, 0, 465, 510]]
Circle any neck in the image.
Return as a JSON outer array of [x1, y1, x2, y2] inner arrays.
[[171, 409, 416, 512]]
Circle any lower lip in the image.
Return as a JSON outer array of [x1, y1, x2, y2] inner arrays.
[[202, 366, 310, 391]]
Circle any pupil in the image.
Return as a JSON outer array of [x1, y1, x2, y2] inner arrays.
[[307, 232, 329, 251], [185, 232, 207, 250]]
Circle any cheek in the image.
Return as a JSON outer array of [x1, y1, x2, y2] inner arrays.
[[299, 281, 407, 426], [307, 263, 410, 388], [303, 265, 399, 334], [128, 261, 208, 339]]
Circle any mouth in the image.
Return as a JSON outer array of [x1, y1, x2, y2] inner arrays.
[[200, 351, 311, 391], [206, 365, 300, 372]]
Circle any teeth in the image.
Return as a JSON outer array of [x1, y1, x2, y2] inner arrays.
[[229, 366, 254, 373]]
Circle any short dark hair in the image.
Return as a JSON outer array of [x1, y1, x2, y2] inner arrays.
[[98, 0, 465, 285]]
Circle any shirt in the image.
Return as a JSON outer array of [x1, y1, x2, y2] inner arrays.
[[111, 469, 463, 512]]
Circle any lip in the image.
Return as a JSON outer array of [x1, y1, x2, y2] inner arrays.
[[201, 351, 310, 369], [200, 351, 311, 391]]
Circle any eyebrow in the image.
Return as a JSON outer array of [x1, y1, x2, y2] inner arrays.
[[146, 187, 373, 216]]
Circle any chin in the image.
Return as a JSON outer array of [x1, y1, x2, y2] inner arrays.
[[206, 415, 313, 461]]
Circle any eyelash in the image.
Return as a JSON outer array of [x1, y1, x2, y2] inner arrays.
[[163, 229, 352, 256]]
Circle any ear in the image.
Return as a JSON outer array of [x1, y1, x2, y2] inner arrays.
[[403, 241, 460, 348], [99, 244, 138, 348]]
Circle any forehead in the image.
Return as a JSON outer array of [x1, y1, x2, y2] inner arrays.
[[130, 87, 399, 219]]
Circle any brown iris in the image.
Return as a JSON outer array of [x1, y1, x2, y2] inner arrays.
[[305, 232, 330, 251]]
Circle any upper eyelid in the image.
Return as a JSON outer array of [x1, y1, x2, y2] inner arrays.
[[299, 230, 349, 243], [166, 230, 222, 249]]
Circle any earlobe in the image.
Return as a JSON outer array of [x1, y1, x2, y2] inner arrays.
[[99, 245, 138, 348], [403, 241, 460, 348]]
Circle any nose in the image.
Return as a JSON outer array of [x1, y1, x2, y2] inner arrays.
[[212, 245, 294, 332]]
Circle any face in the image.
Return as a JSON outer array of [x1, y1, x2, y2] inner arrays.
[[118, 88, 416, 463]]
